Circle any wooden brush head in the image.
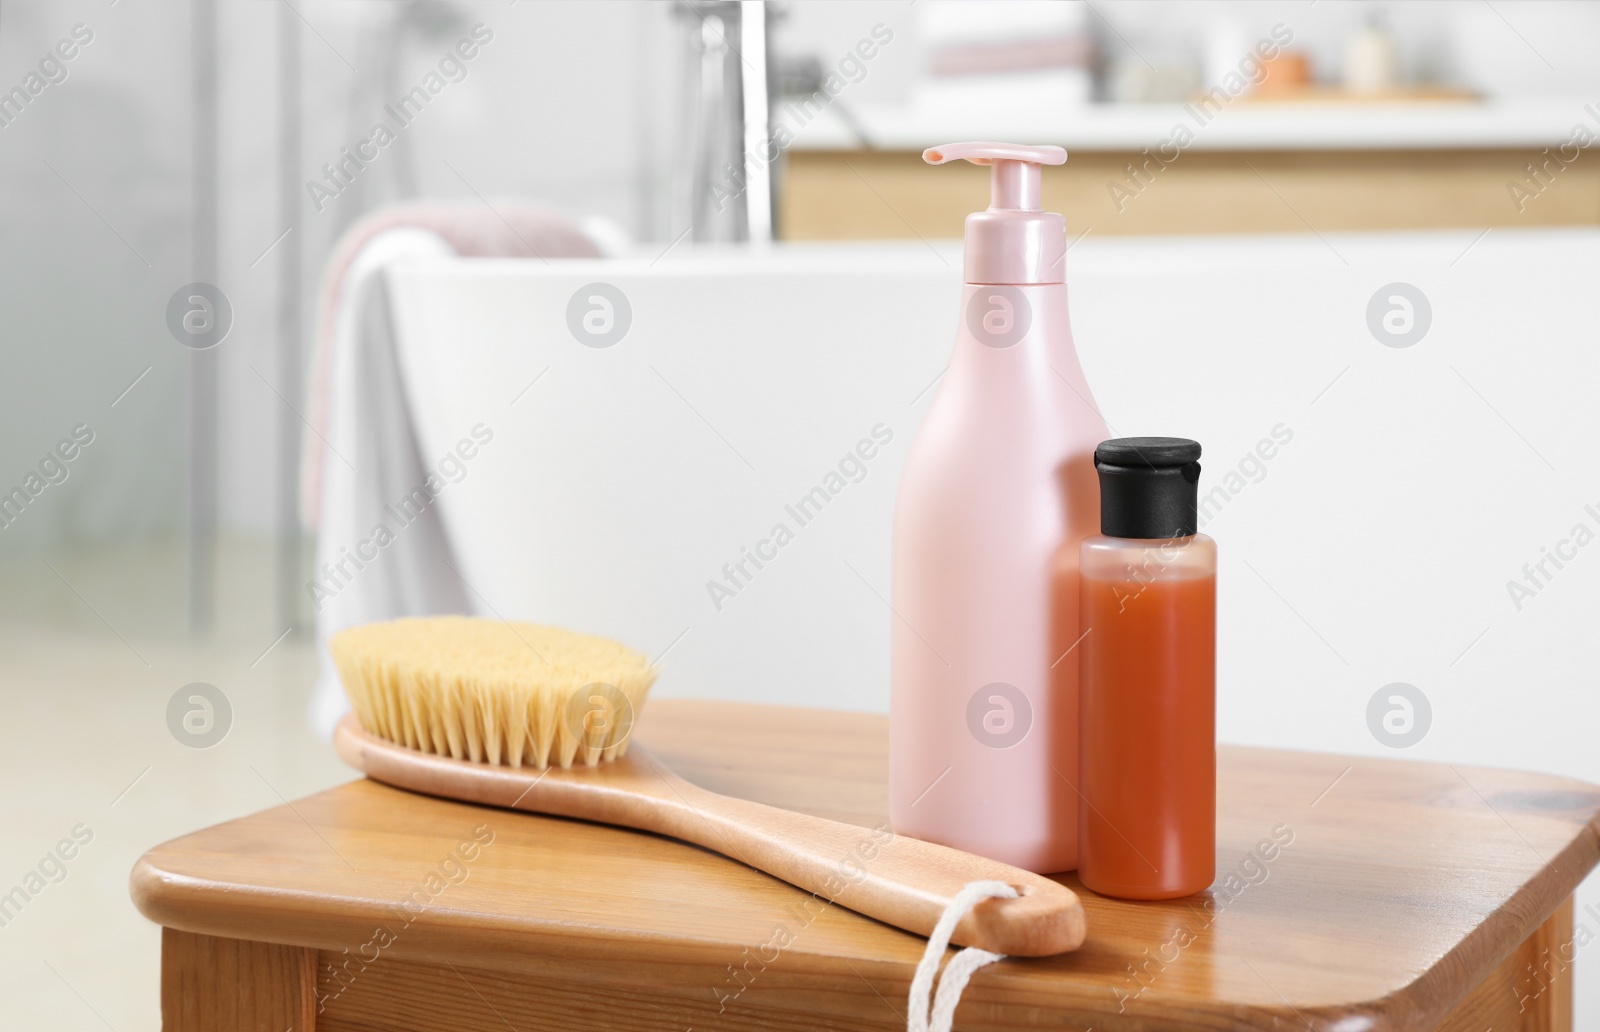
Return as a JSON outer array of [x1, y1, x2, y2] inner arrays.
[[330, 616, 657, 768]]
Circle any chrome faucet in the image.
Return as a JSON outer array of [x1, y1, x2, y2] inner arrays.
[[672, 1, 773, 243]]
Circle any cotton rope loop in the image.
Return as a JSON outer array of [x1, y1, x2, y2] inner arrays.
[[907, 879, 1018, 1032]]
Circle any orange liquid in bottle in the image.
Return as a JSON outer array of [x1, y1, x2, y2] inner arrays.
[[1077, 549, 1215, 899]]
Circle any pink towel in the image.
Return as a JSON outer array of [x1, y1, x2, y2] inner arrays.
[[300, 202, 602, 525]]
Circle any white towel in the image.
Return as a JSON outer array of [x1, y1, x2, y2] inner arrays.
[[302, 206, 601, 736], [306, 229, 470, 735]]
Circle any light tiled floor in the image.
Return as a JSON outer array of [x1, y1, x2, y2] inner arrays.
[[0, 537, 349, 1031]]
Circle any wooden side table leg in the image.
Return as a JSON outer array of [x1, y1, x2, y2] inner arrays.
[[1436, 896, 1576, 1031], [161, 928, 316, 1032], [1529, 898, 1576, 1031]]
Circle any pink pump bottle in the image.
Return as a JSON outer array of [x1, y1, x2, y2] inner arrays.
[[889, 142, 1108, 873]]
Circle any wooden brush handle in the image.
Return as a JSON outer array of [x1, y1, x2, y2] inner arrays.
[[334, 715, 1085, 956], [639, 770, 1087, 957]]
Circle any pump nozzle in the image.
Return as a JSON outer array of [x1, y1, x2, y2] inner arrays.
[[923, 143, 1066, 212], [923, 141, 1068, 285]]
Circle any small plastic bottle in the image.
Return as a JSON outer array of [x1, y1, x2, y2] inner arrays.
[[1077, 438, 1216, 900]]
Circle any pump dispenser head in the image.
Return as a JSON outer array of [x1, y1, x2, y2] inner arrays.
[[924, 142, 1068, 286]]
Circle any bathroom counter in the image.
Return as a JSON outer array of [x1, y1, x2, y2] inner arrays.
[[131, 699, 1600, 1031], [791, 98, 1598, 153]]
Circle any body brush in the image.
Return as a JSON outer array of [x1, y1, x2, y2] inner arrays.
[[331, 616, 1085, 956]]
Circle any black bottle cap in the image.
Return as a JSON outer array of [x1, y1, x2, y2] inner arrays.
[[1094, 437, 1202, 539]]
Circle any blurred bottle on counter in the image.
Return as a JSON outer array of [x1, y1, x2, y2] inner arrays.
[[1344, 17, 1399, 94], [1104, 38, 1200, 104]]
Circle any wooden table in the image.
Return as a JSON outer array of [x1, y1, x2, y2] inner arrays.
[[133, 699, 1600, 1031]]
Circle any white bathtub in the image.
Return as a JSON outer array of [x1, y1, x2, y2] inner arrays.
[[383, 231, 1599, 775]]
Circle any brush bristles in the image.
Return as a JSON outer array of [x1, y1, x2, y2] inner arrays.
[[331, 616, 657, 769]]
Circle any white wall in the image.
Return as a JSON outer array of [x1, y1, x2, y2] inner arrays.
[[0, 3, 190, 550]]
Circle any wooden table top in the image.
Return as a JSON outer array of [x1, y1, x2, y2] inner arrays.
[[133, 699, 1600, 1031]]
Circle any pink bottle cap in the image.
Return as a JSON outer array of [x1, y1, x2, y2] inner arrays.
[[924, 142, 1068, 286]]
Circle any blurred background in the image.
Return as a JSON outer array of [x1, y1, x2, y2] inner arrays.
[[3, 0, 1599, 1027]]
